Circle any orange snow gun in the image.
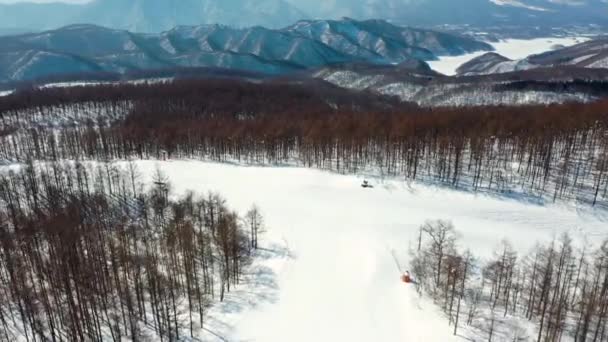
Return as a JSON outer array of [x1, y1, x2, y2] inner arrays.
[[401, 273, 412, 284]]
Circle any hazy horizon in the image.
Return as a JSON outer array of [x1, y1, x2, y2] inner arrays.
[[0, 0, 605, 35], [0, 0, 90, 3]]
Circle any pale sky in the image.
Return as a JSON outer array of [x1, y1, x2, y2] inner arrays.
[[0, 0, 91, 3]]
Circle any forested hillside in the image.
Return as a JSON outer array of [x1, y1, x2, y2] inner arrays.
[[1, 79, 607, 207], [411, 220, 608, 341], [0, 161, 265, 341]]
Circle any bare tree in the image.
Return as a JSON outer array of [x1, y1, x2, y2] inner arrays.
[[420, 219, 458, 293], [245, 204, 264, 251]]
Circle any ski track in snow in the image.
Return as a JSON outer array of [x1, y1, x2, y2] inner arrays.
[[429, 36, 591, 75], [126, 160, 607, 342]]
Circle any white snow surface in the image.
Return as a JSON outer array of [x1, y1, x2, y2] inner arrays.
[[429, 36, 590, 75], [39, 78, 172, 89], [127, 160, 607, 342], [589, 56, 608, 68], [489, 0, 549, 11]]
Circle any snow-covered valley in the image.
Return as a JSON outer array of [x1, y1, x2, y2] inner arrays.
[[128, 160, 607, 342], [1, 30, 608, 341], [429, 36, 590, 75], [313, 35, 608, 106]]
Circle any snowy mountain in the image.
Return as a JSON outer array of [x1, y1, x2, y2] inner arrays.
[[527, 37, 608, 68], [0, 0, 306, 33], [78, 0, 307, 31], [286, 19, 491, 61], [284, 0, 608, 28], [313, 63, 608, 106], [456, 37, 608, 75], [0, 20, 492, 83], [456, 52, 533, 75], [0, 0, 605, 34]]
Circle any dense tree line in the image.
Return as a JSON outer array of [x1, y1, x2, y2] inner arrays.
[[411, 220, 608, 341], [0, 161, 264, 341], [497, 79, 608, 98], [0, 67, 272, 94], [1, 79, 607, 206]]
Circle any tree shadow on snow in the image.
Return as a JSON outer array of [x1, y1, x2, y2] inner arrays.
[[362, 172, 608, 223], [203, 241, 294, 341]]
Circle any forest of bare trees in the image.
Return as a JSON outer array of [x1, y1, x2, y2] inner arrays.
[[0, 79, 606, 206], [0, 161, 264, 341], [411, 220, 608, 342], [0, 76, 607, 341]]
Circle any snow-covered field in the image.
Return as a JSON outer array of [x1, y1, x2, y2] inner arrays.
[[429, 36, 590, 75], [38, 78, 172, 89], [0, 78, 172, 98], [130, 160, 607, 342]]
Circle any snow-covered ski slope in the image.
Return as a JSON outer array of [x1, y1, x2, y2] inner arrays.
[[131, 160, 607, 342]]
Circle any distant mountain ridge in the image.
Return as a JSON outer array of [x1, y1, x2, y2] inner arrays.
[[0, 19, 492, 83], [0, 0, 605, 34], [456, 38, 608, 75], [287, 0, 607, 27], [0, 0, 306, 32], [313, 62, 608, 106]]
